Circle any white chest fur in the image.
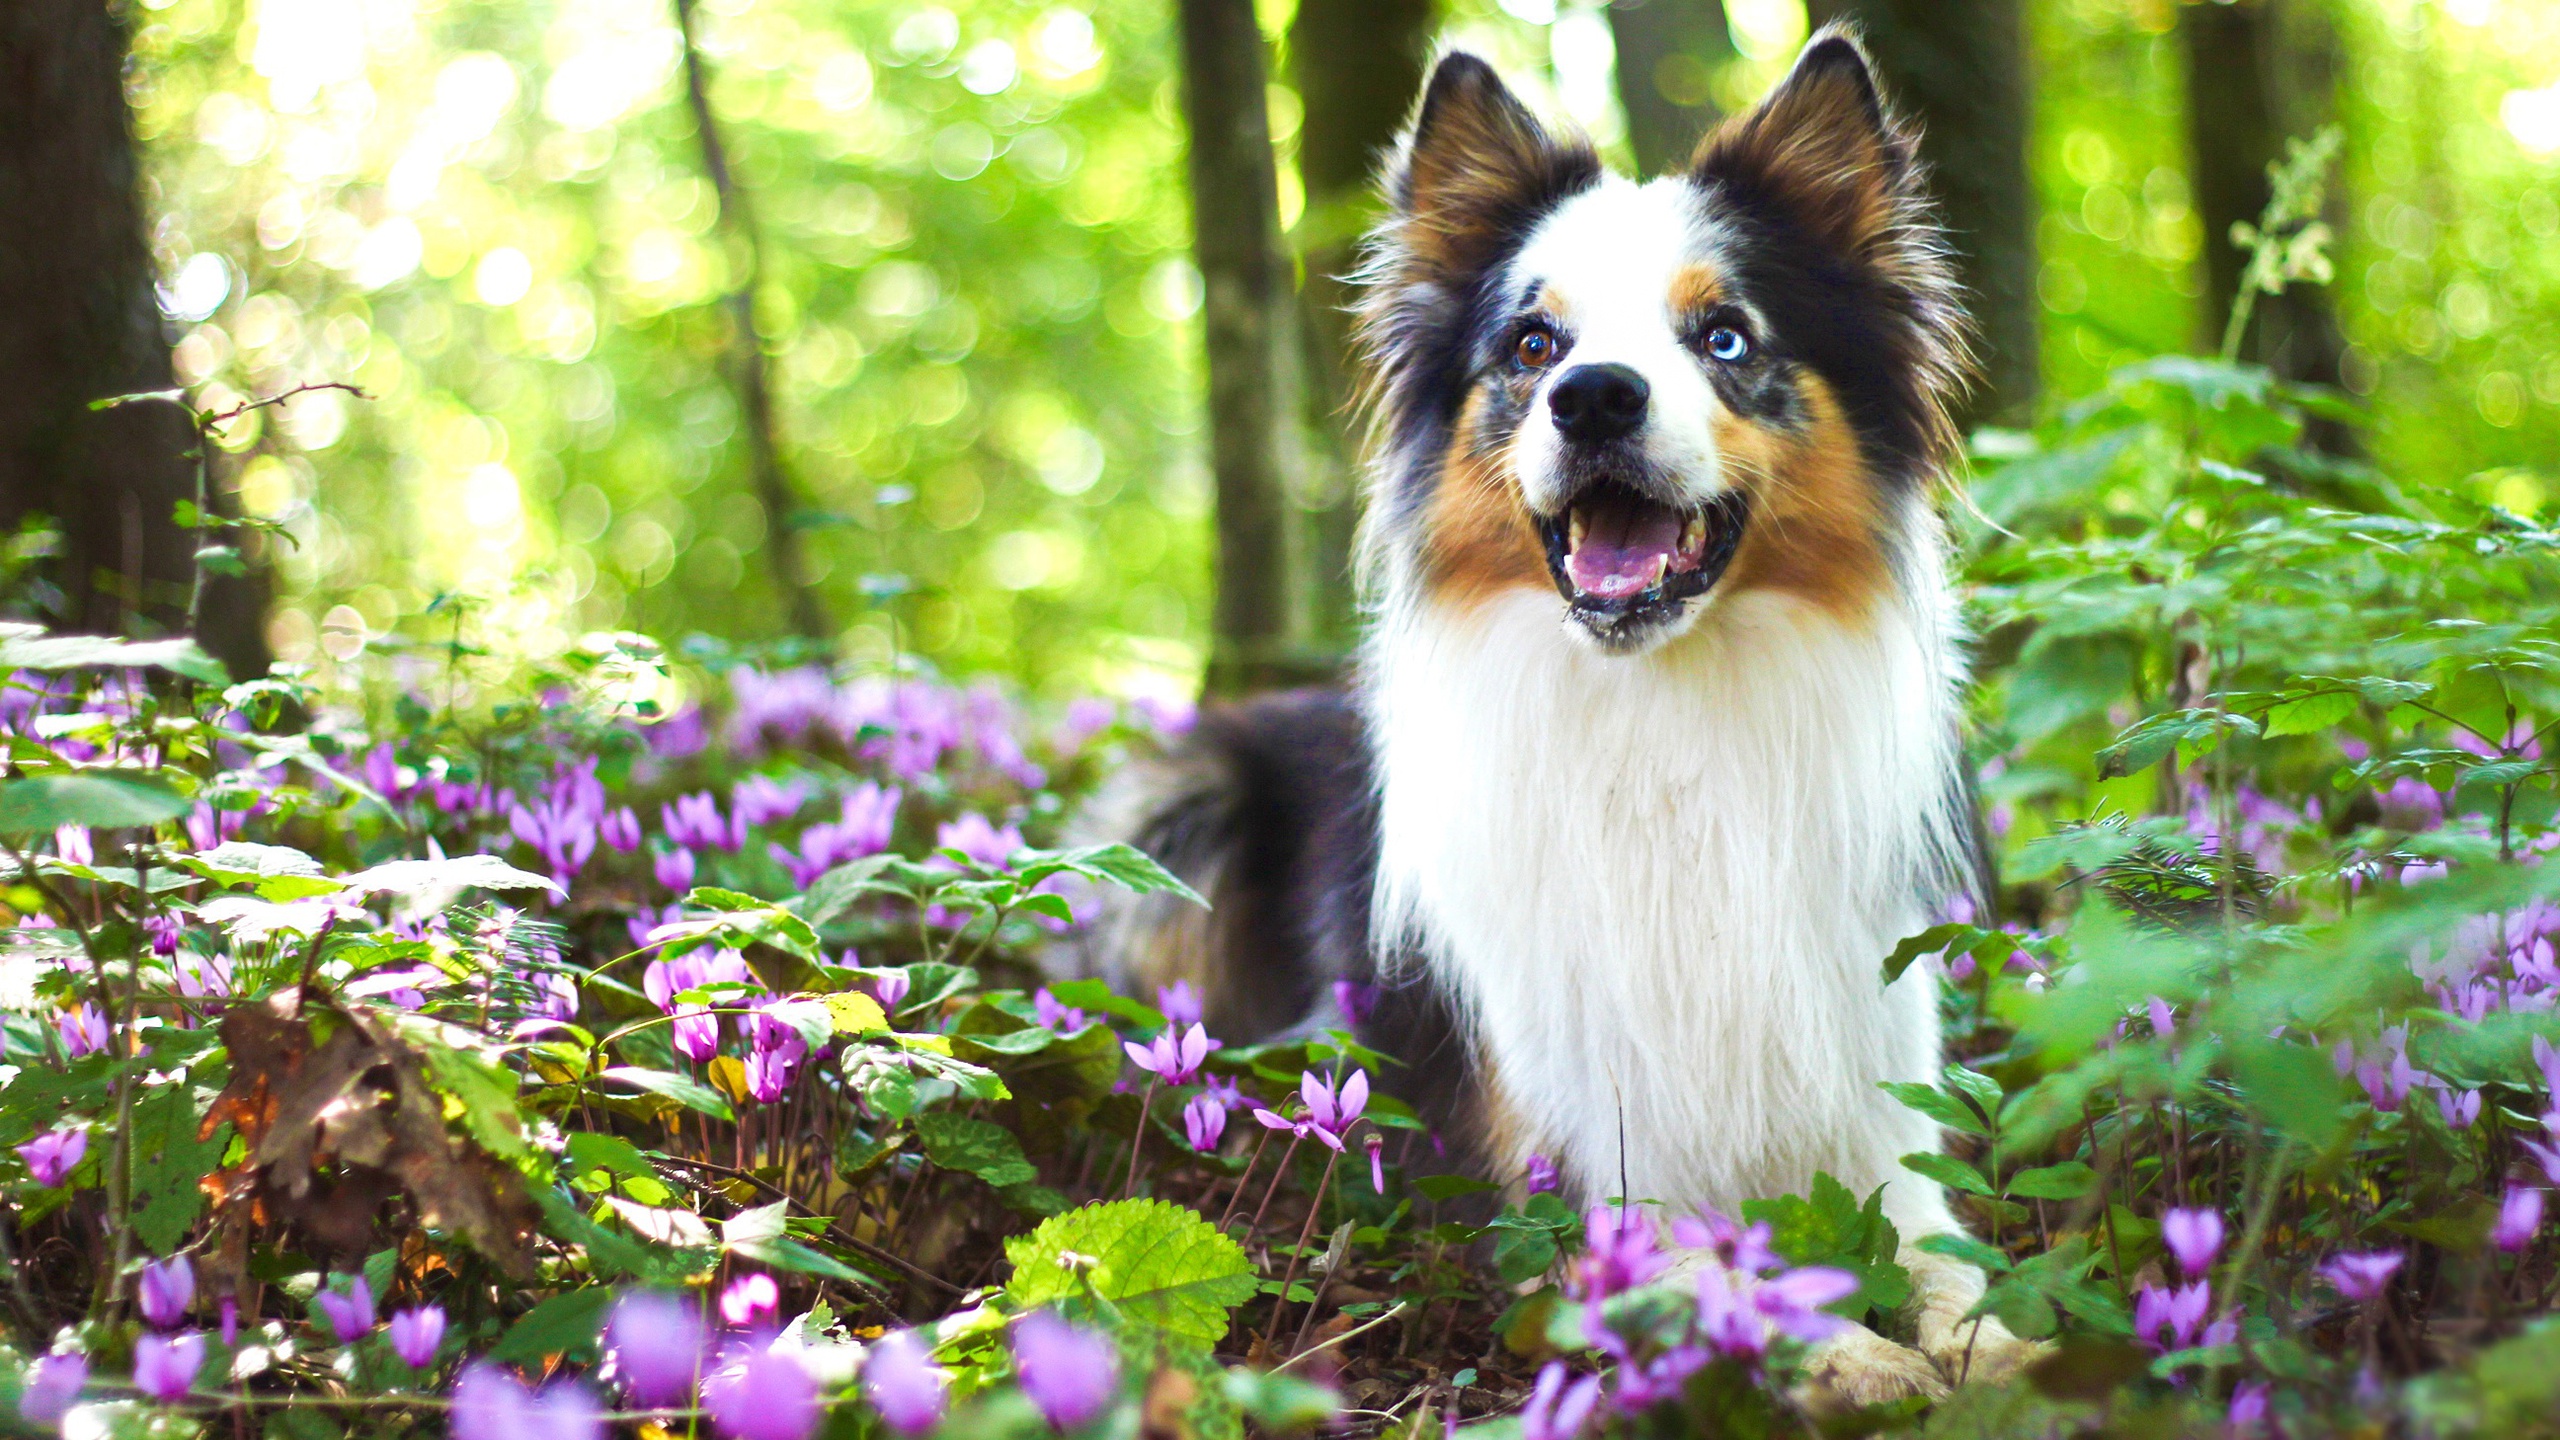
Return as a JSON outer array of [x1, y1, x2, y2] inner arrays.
[[1366, 571, 1969, 1232]]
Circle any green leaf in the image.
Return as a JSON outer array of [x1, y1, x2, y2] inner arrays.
[[2260, 690, 2356, 738], [1916, 1232, 2013, 1275], [2461, 759, 2542, 789], [1740, 1174, 1911, 1317], [0, 771, 191, 836], [1900, 1151, 1996, 1196], [182, 842, 346, 901], [2005, 1162, 2098, 1201], [913, 1112, 1039, 1188], [595, 1066, 735, 1122], [1413, 1174, 1503, 1202], [0, 630, 228, 685], [342, 854, 561, 897], [1013, 842, 1206, 906], [131, 1085, 228, 1254], [1003, 1197, 1258, 1346], [1881, 924, 1972, 987], [488, 1287, 613, 1363], [1879, 1081, 1991, 1138], [195, 545, 247, 578], [1942, 1065, 2004, 1116]]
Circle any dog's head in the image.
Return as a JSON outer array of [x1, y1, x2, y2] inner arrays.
[[1355, 29, 1969, 654]]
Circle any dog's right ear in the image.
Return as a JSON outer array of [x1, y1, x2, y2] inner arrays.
[[1382, 54, 1597, 280]]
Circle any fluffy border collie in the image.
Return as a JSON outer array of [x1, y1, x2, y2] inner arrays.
[[1096, 28, 2035, 1404]]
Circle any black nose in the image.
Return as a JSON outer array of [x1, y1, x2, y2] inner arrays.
[[1546, 363, 1650, 444]]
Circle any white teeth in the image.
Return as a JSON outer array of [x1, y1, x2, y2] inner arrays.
[[1682, 517, 1705, 554], [1569, 511, 1587, 551], [1648, 554, 1669, 587]]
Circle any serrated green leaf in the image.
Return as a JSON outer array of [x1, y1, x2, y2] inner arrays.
[[1003, 1197, 1258, 1346], [914, 1112, 1039, 1188], [2260, 689, 2356, 738], [130, 1084, 227, 1254]]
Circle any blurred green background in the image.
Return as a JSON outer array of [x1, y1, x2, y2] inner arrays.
[[120, 0, 2560, 698]]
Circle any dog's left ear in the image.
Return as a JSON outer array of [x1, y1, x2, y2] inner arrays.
[[1691, 27, 1922, 263]]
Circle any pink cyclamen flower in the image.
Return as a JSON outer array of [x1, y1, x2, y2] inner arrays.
[[863, 1329, 950, 1437], [2320, 1251, 2403, 1302], [1124, 1023, 1210, 1087], [663, 793, 744, 853], [2227, 1381, 2271, 1433], [1524, 1154, 1559, 1194], [703, 1343, 821, 1440], [654, 847, 699, 893], [132, 1331, 204, 1402], [18, 1351, 87, 1426], [935, 813, 1024, 869], [1570, 1205, 1670, 1301], [720, 1273, 779, 1330], [316, 1275, 374, 1341], [2495, 1186, 2545, 1254], [218, 1297, 238, 1347], [2439, 1086, 2483, 1130], [17, 1122, 87, 1178], [1753, 1266, 1858, 1344], [1033, 989, 1087, 1032], [451, 1361, 606, 1440], [389, 1305, 446, 1368], [608, 1291, 708, 1408], [1670, 1211, 1781, 1276], [2133, 1281, 2211, 1351], [1519, 1361, 1602, 1440], [1367, 1133, 1387, 1193], [600, 807, 644, 853], [873, 968, 911, 1010], [1331, 979, 1379, 1026], [137, 1256, 194, 1329], [1182, 1094, 1227, 1152], [1156, 980, 1202, 1028], [59, 1003, 108, 1058], [2161, 1208, 2225, 1280], [1011, 1310, 1117, 1431]]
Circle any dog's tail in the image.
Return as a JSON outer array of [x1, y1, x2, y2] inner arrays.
[[1066, 687, 1377, 1042]]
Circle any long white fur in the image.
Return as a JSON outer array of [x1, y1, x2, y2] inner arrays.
[[1364, 177, 1973, 1245]]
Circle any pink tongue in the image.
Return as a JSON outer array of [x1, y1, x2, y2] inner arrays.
[[1565, 506, 1682, 600]]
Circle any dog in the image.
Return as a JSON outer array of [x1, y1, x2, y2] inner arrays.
[[1091, 28, 2035, 1406]]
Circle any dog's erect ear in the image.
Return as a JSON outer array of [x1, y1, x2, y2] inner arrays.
[[1691, 27, 1919, 262], [1384, 53, 1596, 278]]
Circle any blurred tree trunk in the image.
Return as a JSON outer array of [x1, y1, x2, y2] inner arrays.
[[1287, 0, 1433, 662], [1181, 0, 1305, 695], [2182, 0, 2354, 453], [0, 0, 268, 673], [1805, 0, 2039, 425], [1607, 0, 1734, 177]]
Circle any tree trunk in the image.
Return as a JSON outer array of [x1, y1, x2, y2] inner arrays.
[[2182, 0, 2353, 452], [1805, 0, 2039, 424], [0, 0, 244, 663], [1607, 0, 1734, 177], [1181, 0, 1304, 695], [1287, 0, 1434, 663]]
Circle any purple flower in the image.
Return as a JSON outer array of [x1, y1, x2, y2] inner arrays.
[[2162, 1209, 2225, 1281], [2438, 1086, 2483, 1130], [1754, 1266, 1857, 1344], [1519, 1361, 1601, 1440], [935, 813, 1023, 870], [608, 1292, 707, 1407], [1156, 980, 1202, 1028], [1054, 696, 1116, 755], [720, 1273, 779, 1330], [316, 1274, 374, 1341], [145, 913, 183, 957], [664, 793, 744, 852], [1367, 1133, 1387, 1193], [863, 1329, 949, 1437], [874, 969, 911, 1011], [138, 1256, 194, 1329], [1331, 979, 1378, 1027], [1124, 1023, 1210, 1086], [2495, 1186, 2544, 1254], [655, 847, 699, 893], [1608, 1343, 1708, 1412], [509, 796, 598, 887], [17, 1126, 86, 1187], [2133, 1281, 2211, 1351], [744, 1035, 805, 1104], [2227, 1380, 2270, 1433], [1182, 1094, 1227, 1152], [1525, 1154, 1559, 1194], [2320, 1251, 2402, 1302], [1033, 989, 1088, 1032], [451, 1361, 606, 1440], [1569, 1205, 1669, 1301], [1012, 1311, 1117, 1431], [132, 1331, 204, 1401], [600, 807, 644, 853], [703, 1343, 821, 1440], [732, 776, 813, 829], [174, 950, 232, 1000], [59, 1003, 108, 1058], [218, 1297, 238, 1347], [1297, 1068, 1370, 1151], [1670, 1211, 1781, 1276], [18, 1352, 86, 1426], [389, 1304, 446, 1368]]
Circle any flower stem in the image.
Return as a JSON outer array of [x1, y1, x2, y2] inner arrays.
[[1120, 1079, 1157, 1199], [1220, 1126, 1274, 1230], [1260, 1149, 1338, 1357], [1248, 1133, 1304, 1236]]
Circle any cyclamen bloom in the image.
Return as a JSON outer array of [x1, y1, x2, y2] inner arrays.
[[599, 806, 644, 853], [1252, 1069, 1369, 1153], [1693, 1260, 1856, 1356], [132, 1331, 204, 1402], [451, 1361, 606, 1440], [936, 813, 1024, 869], [2133, 1281, 2212, 1351], [1155, 980, 1202, 1027], [1331, 979, 1379, 1027], [1670, 1210, 1780, 1276], [720, 1273, 780, 1330], [316, 1275, 374, 1341], [1519, 1361, 1602, 1440], [732, 775, 813, 829], [1012, 1310, 1117, 1431], [863, 1328, 950, 1436], [2161, 1208, 2225, 1280], [1524, 1154, 1560, 1195], [873, 968, 911, 1010], [1033, 989, 1088, 1032], [608, 1291, 708, 1408], [59, 1003, 108, 1058], [703, 1344, 821, 1440], [1570, 1206, 1670, 1301], [654, 846, 699, 893], [2227, 1381, 2271, 1433], [664, 793, 745, 852], [389, 1304, 446, 1368], [18, 1351, 86, 1426], [138, 1256, 194, 1329], [1124, 1023, 1210, 1086], [2495, 1186, 2544, 1254], [18, 1126, 86, 1187], [2321, 1251, 2403, 1302], [1367, 1133, 1386, 1193], [1182, 1093, 1227, 1152]]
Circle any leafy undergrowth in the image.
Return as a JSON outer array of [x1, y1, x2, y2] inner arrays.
[[6, 150, 2560, 1440]]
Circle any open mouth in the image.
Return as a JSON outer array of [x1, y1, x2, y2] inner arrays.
[[1534, 480, 1750, 637]]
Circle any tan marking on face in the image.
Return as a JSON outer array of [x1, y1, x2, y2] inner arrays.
[[1420, 392, 1550, 606], [1718, 372, 1891, 618], [1668, 261, 1726, 320]]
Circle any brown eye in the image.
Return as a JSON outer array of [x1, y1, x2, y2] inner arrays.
[[1515, 328, 1558, 369]]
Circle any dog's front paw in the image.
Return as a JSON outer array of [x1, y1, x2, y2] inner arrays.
[[1916, 1311, 2048, 1388], [1791, 1324, 1949, 1417]]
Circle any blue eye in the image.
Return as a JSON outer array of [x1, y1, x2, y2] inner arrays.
[[1704, 326, 1750, 363]]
